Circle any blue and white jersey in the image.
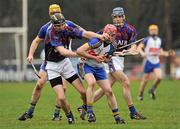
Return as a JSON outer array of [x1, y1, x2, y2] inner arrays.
[[143, 36, 162, 64], [86, 38, 114, 68]]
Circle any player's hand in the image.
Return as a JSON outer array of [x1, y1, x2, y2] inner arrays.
[[27, 55, 34, 63], [140, 52, 146, 58], [80, 57, 87, 61], [168, 49, 175, 57], [99, 33, 110, 41], [123, 49, 139, 55], [95, 55, 105, 63], [113, 51, 124, 56], [104, 56, 112, 63]]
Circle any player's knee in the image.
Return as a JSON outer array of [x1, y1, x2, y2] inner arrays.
[[121, 79, 130, 88], [157, 76, 162, 81], [35, 85, 42, 91], [79, 88, 86, 96], [104, 88, 113, 97], [37, 78, 46, 87], [57, 96, 66, 103], [87, 80, 96, 88], [144, 75, 149, 81]]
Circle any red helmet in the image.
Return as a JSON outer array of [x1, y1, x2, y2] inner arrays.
[[103, 24, 117, 36]]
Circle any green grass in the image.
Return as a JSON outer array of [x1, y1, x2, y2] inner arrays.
[[0, 80, 180, 129]]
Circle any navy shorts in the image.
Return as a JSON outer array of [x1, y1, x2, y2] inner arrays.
[[144, 60, 160, 73], [83, 63, 107, 81]]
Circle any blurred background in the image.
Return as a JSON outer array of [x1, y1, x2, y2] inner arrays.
[[0, 0, 180, 81]]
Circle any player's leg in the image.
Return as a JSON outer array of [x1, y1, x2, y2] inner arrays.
[[84, 73, 97, 122], [62, 58, 87, 120], [137, 60, 152, 100], [137, 73, 150, 100], [97, 79, 125, 124], [46, 61, 75, 124], [49, 76, 74, 124], [18, 68, 47, 121], [52, 78, 68, 121], [112, 70, 146, 120], [93, 74, 116, 103], [148, 68, 162, 100], [66, 74, 87, 120]]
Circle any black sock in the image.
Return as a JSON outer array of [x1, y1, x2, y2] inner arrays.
[[66, 111, 74, 120], [82, 104, 87, 111]]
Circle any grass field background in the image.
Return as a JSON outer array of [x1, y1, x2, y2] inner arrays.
[[0, 80, 180, 129]]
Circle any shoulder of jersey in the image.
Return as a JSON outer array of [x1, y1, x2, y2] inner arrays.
[[41, 21, 52, 29], [89, 38, 102, 48], [157, 36, 161, 41], [124, 23, 136, 31], [65, 20, 77, 28]]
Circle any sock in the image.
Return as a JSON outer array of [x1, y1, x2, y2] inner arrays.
[[139, 92, 143, 97], [129, 105, 137, 115], [87, 105, 93, 114], [112, 108, 120, 120], [82, 104, 87, 111], [27, 102, 36, 115], [151, 85, 157, 91], [66, 111, 74, 120], [54, 105, 61, 116]]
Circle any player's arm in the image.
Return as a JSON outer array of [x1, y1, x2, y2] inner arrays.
[[27, 36, 44, 63], [77, 43, 104, 63], [159, 48, 175, 57], [56, 46, 78, 57], [27, 23, 48, 63], [138, 41, 146, 58], [82, 31, 109, 41]]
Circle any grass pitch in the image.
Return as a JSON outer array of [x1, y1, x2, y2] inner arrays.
[[0, 80, 180, 129]]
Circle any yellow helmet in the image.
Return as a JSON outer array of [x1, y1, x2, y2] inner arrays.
[[49, 4, 62, 16], [148, 24, 158, 31]]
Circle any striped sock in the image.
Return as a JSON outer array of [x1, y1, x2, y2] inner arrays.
[[27, 102, 36, 115], [82, 104, 87, 111], [54, 105, 61, 116], [112, 108, 120, 120], [112, 108, 119, 116]]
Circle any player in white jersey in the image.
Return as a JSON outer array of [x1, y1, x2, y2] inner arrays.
[[137, 24, 175, 100], [77, 24, 125, 124]]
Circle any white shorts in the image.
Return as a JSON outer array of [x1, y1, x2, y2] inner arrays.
[[46, 58, 77, 80], [104, 56, 124, 74]]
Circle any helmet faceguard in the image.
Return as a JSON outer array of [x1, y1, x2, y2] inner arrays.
[[50, 13, 65, 25], [103, 24, 117, 43], [111, 7, 125, 26]]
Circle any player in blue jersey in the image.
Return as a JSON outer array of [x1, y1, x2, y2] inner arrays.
[[137, 24, 175, 100], [77, 24, 125, 124], [18, 4, 68, 121], [22, 12, 108, 124], [18, 4, 107, 122], [93, 7, 146, 120]]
